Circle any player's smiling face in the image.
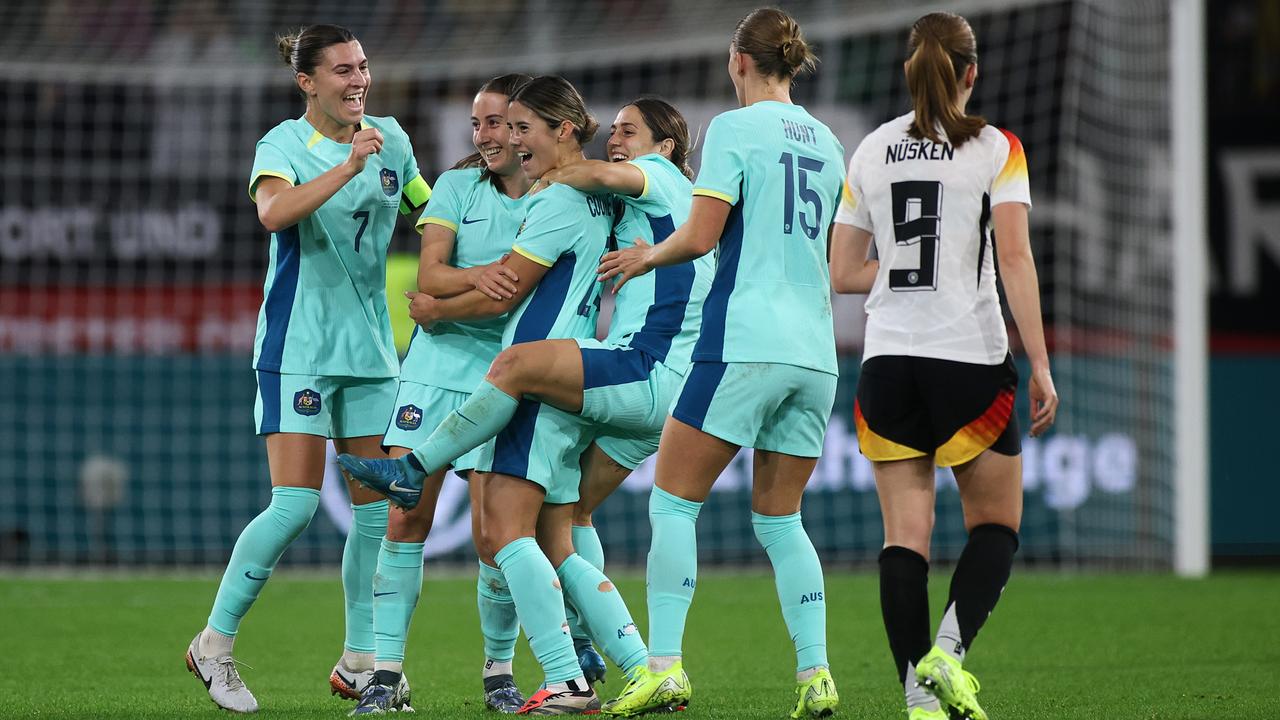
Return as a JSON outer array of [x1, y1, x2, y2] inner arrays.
[[472, 91, 519, 176], [607, 105, 661, 163], [303, 41, 369, 129], [507, 100, 557, 179]]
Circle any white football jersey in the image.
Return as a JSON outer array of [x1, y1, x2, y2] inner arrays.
[[837, 112, 1031, 365]]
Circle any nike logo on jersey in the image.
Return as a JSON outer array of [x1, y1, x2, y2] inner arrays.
[[244, 571, 268, 581], [461, 216, 487, 225], [373, 591, 397, 597]]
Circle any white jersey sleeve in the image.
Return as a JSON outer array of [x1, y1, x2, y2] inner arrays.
[[990, 128, 1032, 209]]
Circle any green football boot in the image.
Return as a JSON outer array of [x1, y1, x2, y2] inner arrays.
[[601, 662, 691, 717], [790, 666, 838, 719], [907, 706, 949, 720], [915, 646, 986, 720]]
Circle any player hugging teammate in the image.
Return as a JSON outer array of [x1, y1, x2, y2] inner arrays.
[[193, 7, 1056, 720]]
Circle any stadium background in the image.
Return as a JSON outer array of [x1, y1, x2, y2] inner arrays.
[[0, 0, 1275, 573]]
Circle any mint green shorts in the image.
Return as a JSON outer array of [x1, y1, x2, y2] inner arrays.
[[254, 371, 397, 439], [670, 361, 837, 458], [577, 339, 683, 469], [381, 381, 485, 473], [474, 401, 591, 505]]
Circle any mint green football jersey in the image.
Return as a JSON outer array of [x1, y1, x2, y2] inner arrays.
[[691, 102, 845, 375], [400, 168, 524, 392], [249, 115, 431, 377], [607, 154, 714, 374], [504, 183, 613, 347]]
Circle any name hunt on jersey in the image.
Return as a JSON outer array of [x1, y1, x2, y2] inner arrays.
[[690, 101, 846, 376]]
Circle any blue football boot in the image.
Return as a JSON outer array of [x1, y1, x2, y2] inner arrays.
[[337, 454, 426, 509]]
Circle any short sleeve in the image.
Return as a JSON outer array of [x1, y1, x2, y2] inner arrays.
[[991, 129, 1032, 209], [834, 149, 872, 232], [415, 170, 467, 234], [691, 114, 744, 205], [624, 155, 674, 215], [511, 189, 580, 268], [397, 124, 431, 216], [248, 139, 297, 202]]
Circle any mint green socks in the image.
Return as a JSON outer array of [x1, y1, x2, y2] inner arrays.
[[372, 538, 424, 668], [208, 486, 320, 636], [342, 500, 388, 654], [477, 561, 520, 662], [646, 486, 703, 657], [566, 524, 605, 644], [495, 537, 580, 684], [752, 511, 828, 671], [571, 525, 605, 570], [557, 554, 646, 674], [411, 380, 519, 474]]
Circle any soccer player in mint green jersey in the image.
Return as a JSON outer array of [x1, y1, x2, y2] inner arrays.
[[350, 73, 533, 716], [183, 26, 430, 715], [340, 97, 713, 709], [596, 10, 844, 719], [348, 76, 610, 715]]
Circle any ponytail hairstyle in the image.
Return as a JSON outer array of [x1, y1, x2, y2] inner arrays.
[[731, 7, 818, 80], [627, 97, 694, 180], [510, 76, 599, 146], [454, 73, 534, 186], [277, 24, 358, 97], [905, 12, 986, 148]]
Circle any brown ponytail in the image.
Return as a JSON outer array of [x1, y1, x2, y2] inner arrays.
[[905, 12, 985, 148]]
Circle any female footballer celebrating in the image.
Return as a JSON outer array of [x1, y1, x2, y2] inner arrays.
[[350, 73, 533, 716], [344, 75, 615, 715], [184, 25, 430, 714], [595, 9, 845, 719], [830, 12, 1058, 720], [341, 96, 712, 710]]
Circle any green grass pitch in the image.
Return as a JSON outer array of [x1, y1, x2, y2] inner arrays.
[[4, 571, 1277, 718]]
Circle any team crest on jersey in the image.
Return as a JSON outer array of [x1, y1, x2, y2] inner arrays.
[[293, 389, 322, 416], [395, 404, 423, 431], [380, 168, 399, 196]]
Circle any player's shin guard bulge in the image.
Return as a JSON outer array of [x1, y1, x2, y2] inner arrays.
[[206, 487, 320, 639], [752, 512, 829, 673], [495, 538, 583, 685], [343, 501, 389, 663], [371, 539, 425, 677], [557, 554, 647, 678], [646, 487, 703, 658]]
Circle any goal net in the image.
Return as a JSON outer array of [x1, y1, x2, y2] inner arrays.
[[0, 0, 1175, 569]]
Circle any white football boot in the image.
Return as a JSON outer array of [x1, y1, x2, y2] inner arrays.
[[330, 657, 376, 700], [186, 632, 259, 713]]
